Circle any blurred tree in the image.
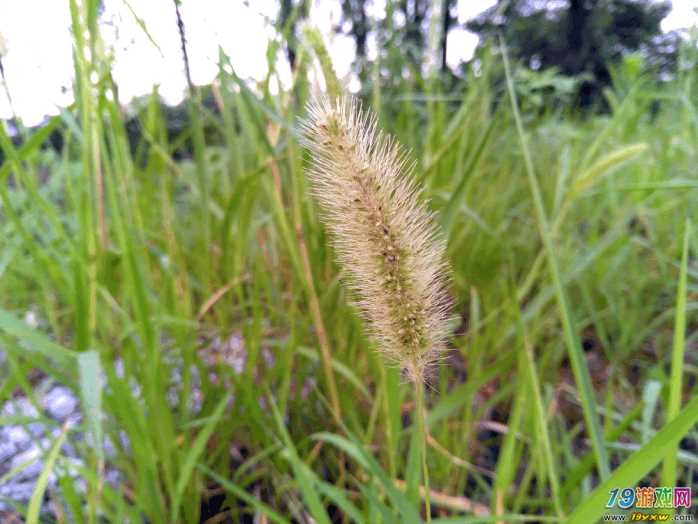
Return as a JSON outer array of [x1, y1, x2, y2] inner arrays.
[[278, 0, 310, 70], [337, 0, 435, 86], [440, 0, 457, 72], [339, 0, 370, 83], [400, 0, 429, 67], [467, 0, 680, 106]]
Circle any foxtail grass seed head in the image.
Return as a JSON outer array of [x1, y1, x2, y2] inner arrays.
[[300, 96, 453, 383]]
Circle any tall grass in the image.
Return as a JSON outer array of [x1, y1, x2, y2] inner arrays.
[[0, 2, 696, 522]]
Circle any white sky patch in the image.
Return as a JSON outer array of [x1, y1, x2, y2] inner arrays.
[[0, 0, 696, 126], [457, 0, 497, 23], [446, 28, 480, 68], [0, 0, 73, 125], [102, 0, 286, 105], [662, 0, 698, 31]]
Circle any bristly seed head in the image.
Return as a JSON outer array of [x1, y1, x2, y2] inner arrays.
[[300, 96, 453, 383]]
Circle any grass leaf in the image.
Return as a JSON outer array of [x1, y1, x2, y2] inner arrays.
[[171, 392, 231, 521], [660, 219, 691, 487], [566, 394, 698, 524], [26, 422, 70, 524]]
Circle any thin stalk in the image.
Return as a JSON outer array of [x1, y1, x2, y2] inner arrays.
[[269, 138, 342, 422], [660, 219, 690, 490], [0, 54, 19, 129], [174, 0, 211, 293], [493, 361, 525, 521], [414, 380, 431, 522], [296, 219, 343, 420], [500, 36, 609, 480], [380, 362, 397, 479], [522, 337, 564, 518]]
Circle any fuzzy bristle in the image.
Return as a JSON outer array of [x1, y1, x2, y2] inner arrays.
[[300, 96, 453, 382]]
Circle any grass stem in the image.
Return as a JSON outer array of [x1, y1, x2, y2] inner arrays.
[[660, 219, 691, 490], [500, 36, 610, 480], [415, 380, 431, 522]]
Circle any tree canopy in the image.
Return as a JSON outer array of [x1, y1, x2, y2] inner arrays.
[[314, 0, 682, 107], [468, 0, 679, 106]]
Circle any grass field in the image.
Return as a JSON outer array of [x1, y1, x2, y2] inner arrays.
[[0, 2, 696, 522]]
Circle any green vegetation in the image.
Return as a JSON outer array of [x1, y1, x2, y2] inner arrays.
[[0, 0, 696, 522]]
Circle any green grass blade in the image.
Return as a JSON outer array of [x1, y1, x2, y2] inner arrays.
[[57, 474, 86, 524], [0, 454, 39, 487], [296, 346, 371, 399], [303, 27, 340, 99], [313, 432, 422, 524], [660, 219, 691, 488], [26, 422, 70, 524], [521, 338, 564, 517], [566, 394, 698, 524], [570, 143, 647, 197], [199, 465, 292, 524], [500, 37, 609, 480], [313, 478, 368, 524], [268, 394, 332, 524], [77, 351, 103, 463], [0, 309, 74, 368], [171, 392, 232, 521], [77, 350, 103, 522], [440, 118, 496, 233], [493, 357, 525, 516]]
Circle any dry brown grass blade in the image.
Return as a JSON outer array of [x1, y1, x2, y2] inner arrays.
[[197, 274, 249, 320], [393, 479, 490, 517]]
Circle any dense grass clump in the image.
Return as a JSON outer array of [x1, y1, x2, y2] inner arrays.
[[0, 2, 696, 523]]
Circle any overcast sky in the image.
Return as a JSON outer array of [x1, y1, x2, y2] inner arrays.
[[0, 0, 696, 126]]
